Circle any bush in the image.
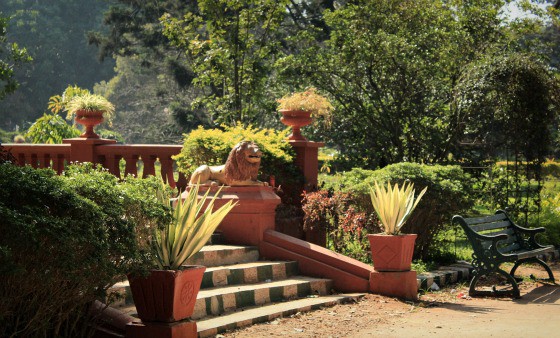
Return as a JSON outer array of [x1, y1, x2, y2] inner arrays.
[[174, 124, 304, 205], [302, 190, 376, 263], [0, 163, 170, 337], [322, 163, 474, 260], [528, 191, 560, 248]]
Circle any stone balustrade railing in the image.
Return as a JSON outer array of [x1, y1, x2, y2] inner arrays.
[[3, 138, 187, 190], [3, 135, 322, 192]]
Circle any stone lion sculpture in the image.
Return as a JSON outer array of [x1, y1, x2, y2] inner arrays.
[[189, 141, 267, 186]]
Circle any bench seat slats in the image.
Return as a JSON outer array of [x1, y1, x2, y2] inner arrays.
[[471, 220, 512, 232], [464, 213, 507, 226]]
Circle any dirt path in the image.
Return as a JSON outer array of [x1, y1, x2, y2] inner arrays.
[[221, 263, 560, 338]]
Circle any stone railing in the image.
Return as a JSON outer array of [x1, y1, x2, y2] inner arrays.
[[3, 138, 187, 190], [4, 135, 322, 192]]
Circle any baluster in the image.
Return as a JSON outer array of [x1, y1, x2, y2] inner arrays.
[[30, 154, 38, 168], [39, 154, 51, 169], [141, 154, 157, 178], [17, 153, 26, 166], [159, 157, 176, 188], [123, 154, 139, 177], [53, 154, 66, 174], [105, 155, 122, 178]]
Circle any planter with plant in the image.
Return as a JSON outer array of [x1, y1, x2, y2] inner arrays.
[[277, 87, 333, 140], [65, 93, 115, 139], [127, 183, 236, 322], [367, 181, 427, 271]]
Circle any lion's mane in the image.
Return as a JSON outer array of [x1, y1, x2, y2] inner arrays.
[[223, 141, 260, 185]]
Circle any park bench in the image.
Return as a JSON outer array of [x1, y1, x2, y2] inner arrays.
[[452, 210, 555, 298]]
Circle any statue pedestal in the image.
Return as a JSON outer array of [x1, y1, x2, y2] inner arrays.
[[191, 186, 281, 246]]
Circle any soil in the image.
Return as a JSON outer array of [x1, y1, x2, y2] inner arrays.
[[220, 262, 560, 338]]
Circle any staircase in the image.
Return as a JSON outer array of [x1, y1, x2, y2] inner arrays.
[[111, 243, 364, 337]]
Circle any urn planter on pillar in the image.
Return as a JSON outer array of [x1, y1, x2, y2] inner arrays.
[[65, 93, 115, 139], [277, 87, 333, 141]]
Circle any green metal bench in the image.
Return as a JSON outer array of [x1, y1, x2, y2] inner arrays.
[[452, 210, 555, 298]]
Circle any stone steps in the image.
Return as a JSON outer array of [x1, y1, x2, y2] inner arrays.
[[109, 244, 365, 336], [196, 293, 364, 338]]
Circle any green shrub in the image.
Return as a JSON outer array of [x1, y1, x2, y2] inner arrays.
[[322, 163, 474, 260], [0, 163, 170, 337], [174, 124, 304, 204], [528, 191, 560, 248]]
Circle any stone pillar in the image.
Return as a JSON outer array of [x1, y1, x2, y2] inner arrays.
[[288, 140, 324, 190], [190, 186, 281, 247], [63, 137, 116, 164]]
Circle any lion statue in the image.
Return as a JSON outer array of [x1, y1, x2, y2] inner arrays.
[[189, 141, 267, 186]]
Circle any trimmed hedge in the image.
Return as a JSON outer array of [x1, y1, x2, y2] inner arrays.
[[174, 124, 304, 205], [322, 163, 474, 260], [0, 163, 170, 337]]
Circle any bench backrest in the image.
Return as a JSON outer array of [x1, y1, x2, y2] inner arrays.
[[453, 211, 522, 254]]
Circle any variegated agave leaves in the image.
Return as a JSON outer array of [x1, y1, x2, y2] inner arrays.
[[368, 181, 427, 235], [154, 183, 236, 270]]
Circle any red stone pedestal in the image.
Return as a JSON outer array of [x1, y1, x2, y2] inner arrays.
[[193, 186, 281, 246], [288, 140, 324, 190], [369, 270, 418, 301], [125, 320, 197, 338]]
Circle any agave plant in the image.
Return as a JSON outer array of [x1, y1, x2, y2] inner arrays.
[[368, 181, 427, 235], [153, 183, 236, 270]]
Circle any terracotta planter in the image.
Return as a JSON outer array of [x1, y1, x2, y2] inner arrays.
[[279, 109, 313, 141], [368, 234, 417, 271], [75, 109, 104, 139], [127, 265, 206, 322]]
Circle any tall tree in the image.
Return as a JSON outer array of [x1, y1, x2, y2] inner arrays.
[[0, 15, 30, 100], [284, 0, 514, 169], [161, 0, 290, 126]]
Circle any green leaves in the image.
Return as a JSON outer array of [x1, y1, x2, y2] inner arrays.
[[153, 182, 236, 270], [369, 181, 427, 235]]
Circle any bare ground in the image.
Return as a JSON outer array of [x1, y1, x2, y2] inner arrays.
[[220, 262, 560, 338]]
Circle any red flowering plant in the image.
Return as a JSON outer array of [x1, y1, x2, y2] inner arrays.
[[302, 190, 376, 263]]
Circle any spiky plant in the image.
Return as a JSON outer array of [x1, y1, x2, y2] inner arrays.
[[153, 183, 236, 270], [369, 181, 427, 235]]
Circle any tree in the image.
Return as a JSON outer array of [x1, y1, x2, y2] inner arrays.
[[0, 15, 31, 100], [161, 0, 290, 126], [0, 0, 114, 129], [283, 0, 523, 169]]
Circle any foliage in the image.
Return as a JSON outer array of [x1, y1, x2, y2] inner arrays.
[[47, 84, 90, 115], [280, 0, 508, 169], [0, 163, 170, 336], [369, 181, 427, 235], [277, 87, 333, 118], [25, 112, 80, 144], [301, 189, 376, 263], [472, 163, 541, 220], [453, 52, 560, 164], [0, 0, 114, 128], [528, 187, 560, 247], [0, 127, 18, 142], [0, 143, 15, 163], [0, 14, 31, 101], [161, 0, 290, 125], [153, 183, 236, 270], [66, 93, 116, 121], [322, 163, 474, 260], [174, 124, 303, 199]]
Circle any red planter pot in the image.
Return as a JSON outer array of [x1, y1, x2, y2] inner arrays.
[[127, 265, 206, 322], [75, 109, 104, 139], [279, 109, 313, 141], [368, 234, 417, 271]]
